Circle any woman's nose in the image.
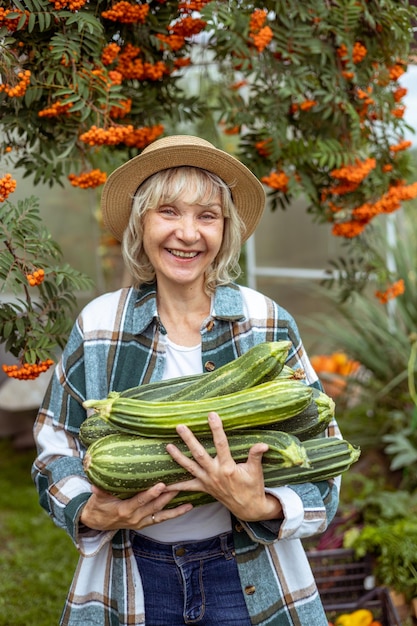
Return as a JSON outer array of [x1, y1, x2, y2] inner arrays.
[[176, 216, 199, 241]]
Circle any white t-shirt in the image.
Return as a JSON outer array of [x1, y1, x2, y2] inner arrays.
[[136, 336, 233, 542]]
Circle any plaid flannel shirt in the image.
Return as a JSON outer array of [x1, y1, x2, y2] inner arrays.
[[32, 282, 340, 625]]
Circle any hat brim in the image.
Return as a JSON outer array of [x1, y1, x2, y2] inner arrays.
[[101, 141, 266, 242]]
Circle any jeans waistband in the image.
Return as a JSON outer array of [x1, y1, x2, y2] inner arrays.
[[132, 532, 235, 565]]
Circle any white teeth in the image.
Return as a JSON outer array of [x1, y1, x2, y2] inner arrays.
[[168, 249, 198, 258]]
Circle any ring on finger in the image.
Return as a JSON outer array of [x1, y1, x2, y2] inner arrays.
[[152, 513, 156, 523]]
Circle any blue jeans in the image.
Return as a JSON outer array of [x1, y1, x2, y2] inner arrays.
[[132, 532, 252, 625]]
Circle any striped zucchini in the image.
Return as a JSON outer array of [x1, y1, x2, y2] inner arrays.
[[119, 363, 300, 401], [83, 379, 313, 438], [165, 340, 292, 401], [120, 373, 203, 400], [80, 414, 119, 448], [256, 389, 335, 441], [118, 341, 292, 402], [166, 437, 360, 508], [83, 433, 359, 503], [83, 430, 310, 497], [80, 365, 303, 447]]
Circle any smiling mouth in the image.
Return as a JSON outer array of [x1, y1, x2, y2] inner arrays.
[[168, 249, 199, 258]]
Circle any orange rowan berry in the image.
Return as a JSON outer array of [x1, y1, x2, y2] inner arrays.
[[0, 69, 31, 98], [352, 41, 367, 63], [38, 101, 73, 118], [49, 0, 87, 9], [249, 8, 267, 32], [156, 33, 186, 52], [299, 100, 317, 111], [101, 2, 150, 24], [389, 139, 412, 153], [0, 173, 17, 202], [26, 268, 45, 286], [375, 279, 405, 304], [0, 8, 29, 31], [249, 26, 273, 53], [173, 57, 191, 69], [2, 359, 55, 380], [331, 220, 367, 238], [255, 138, 273, 158], [68, 169, 107, 189], [101, 42, 121, 66], [110, 98, 132, 119], [330, 158, 376, 185], [388, 63, 406, 81], [170, 16, 206, 38], [178, 0, 210, 11], [393, 86, 407, 102], [261, 170, 289, 192], [391, 106, 405, 118]]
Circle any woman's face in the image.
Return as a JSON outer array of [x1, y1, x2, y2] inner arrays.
[[142, 184, 224, 291]]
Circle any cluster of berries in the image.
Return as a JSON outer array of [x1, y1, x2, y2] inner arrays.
[[0, 70, 31, 98], [26, 269, 45, 286], [2, 359, 55, 380], [0, 174, 17, 202], [68, 170, 107, 189]]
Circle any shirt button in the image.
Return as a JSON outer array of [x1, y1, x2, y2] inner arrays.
[[204, 361, 216, 372], [175, 547, 186, 557], [245, 585, 256, 595], [206, 320, 215, 331], [234, 523, 244, 532]]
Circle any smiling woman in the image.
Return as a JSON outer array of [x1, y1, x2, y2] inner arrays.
[[32, 134, 342, 626]]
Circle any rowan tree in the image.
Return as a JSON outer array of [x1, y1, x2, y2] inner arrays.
[[1, 0, 417, 371]]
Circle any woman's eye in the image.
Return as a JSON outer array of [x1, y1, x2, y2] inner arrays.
[[200, 212, 220, 221], [159, 207, 176, 216]]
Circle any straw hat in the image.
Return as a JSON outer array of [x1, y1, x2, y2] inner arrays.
[[101, 135, 266, 242]]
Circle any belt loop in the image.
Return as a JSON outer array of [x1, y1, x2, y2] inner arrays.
[[220, 532, 233, 558]]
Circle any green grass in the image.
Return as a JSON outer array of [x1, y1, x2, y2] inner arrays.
[[0, 439, 78, 626]]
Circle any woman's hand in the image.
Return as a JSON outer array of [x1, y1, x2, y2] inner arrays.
[[165, 412, 283, 522], [80, 482, 193, 531]]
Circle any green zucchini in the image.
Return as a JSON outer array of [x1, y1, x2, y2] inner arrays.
[[167, 437, 360, 508], [166, 340, 292, 401], [80, 364, 302, 447], [256, 389, 335, 440], [83, 378, 313, 438], [83, 433, 359, 503], [83, 430, 310, 497]]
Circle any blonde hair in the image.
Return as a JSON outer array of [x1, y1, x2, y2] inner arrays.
[[122, 167, 245, 293]]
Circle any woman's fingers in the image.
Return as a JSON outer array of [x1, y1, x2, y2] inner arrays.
[[80, 482, 193, 531]]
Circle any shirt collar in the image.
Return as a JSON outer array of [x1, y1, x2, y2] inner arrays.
[[132, 282, 245, 334]]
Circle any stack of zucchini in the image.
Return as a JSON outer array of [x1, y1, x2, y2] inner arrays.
[[81, 341, 360, 506]]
